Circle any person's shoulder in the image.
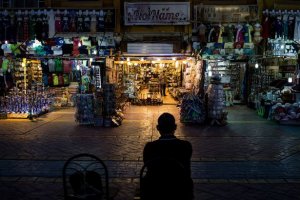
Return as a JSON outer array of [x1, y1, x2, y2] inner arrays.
[[144, 140, 156, 148], [177, 139, 192, 148], [177, 138, 191, 144], [143, 140, 159, 154]]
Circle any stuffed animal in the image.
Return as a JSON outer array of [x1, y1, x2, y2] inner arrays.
[[273, 103, 286, 121], [294, 103, 300, 119], [285, 103, 296, 120]]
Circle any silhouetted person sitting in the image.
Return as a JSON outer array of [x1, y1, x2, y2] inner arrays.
[[142, 112, 194, 200]]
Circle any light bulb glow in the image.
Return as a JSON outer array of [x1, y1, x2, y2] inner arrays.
[[207, 64, 212, 70]]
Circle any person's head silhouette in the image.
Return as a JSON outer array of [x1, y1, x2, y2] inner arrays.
[[156, 113, 177, 135]]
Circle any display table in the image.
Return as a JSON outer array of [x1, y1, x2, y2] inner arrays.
[[75, 94, 94, 125], [269, 102, 300, 125]]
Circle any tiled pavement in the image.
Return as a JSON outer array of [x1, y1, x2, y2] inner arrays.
[[0, 105, 300, 199]]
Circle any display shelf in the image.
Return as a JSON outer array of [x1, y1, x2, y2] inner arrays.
[[180, 93, 206, 124], [102, 83, 116, 116], [206, 61, 246, 103], [75, 94, 95, 125], [3, 84, 53, 119], [6, 113, 29, 119]]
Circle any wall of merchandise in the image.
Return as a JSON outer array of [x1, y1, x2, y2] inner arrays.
[[0, 55, 104, 118], [114, 58, 203, 105], [0, 8, 115, 42], [205, 60, 247, 106]]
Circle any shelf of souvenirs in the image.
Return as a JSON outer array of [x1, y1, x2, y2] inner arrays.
[[0, 87, 54, 119], [0, 55, 108, 60], [265, 39, 299, 57], [252, 86, 300, 125], [270, 100, 300, 125]]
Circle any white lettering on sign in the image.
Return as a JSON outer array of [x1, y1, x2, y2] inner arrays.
[[125, 2, 190, 25]]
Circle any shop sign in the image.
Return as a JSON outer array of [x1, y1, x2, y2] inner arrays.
[[195, 4, 258, 23], [124, 2, 190, 25]]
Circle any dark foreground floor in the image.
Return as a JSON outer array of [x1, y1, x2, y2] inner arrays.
[[0, 105, 300, 200]]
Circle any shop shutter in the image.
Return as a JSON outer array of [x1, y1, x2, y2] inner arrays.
[[127, 43, 173, 54]]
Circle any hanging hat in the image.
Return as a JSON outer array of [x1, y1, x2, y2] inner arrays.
[[55, 37, 65, 46]]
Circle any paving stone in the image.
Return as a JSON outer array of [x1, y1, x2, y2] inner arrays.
[[35, 177, 56, 183], [18, 177, 38, 182], [285, 179, 300, 183], [247, 179, 268, 183], [265, 179, 288, 183], [0, 177, 20, 182]]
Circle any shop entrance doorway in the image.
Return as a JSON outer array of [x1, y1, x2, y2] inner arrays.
[[114, 54, 199, 106]]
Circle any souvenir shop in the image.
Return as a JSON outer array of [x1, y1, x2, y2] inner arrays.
[[246, 9, 300, 125], [0, 47, 114, 121], [113, 55, 198, 102], [111, 54, 207, 124], [191, 6, 300, 125], [190, 4, 261, 125], [0, 8, 125, 127]]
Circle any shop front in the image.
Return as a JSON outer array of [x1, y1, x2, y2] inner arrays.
[[113, 54, 203, 104], [114, 2, 209, 124], [244, 9, 300, 125], [112, 53, 208, 124], [192, 4, 300, 125], [0, 8, 117, 123]]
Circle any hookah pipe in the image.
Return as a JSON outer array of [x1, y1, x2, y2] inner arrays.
[[18, 89, 23, 113]]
